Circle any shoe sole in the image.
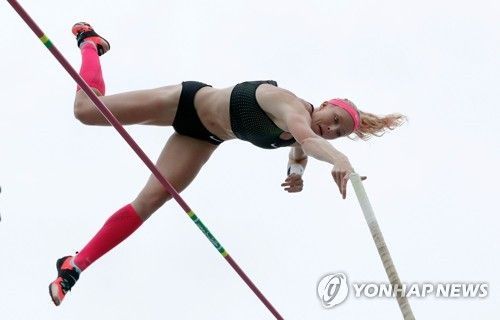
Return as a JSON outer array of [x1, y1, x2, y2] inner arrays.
[[72, 22, 110, 55], [49, 283, 61, 306], [49, 256, 69, 306], [72, 22, 92, 36]]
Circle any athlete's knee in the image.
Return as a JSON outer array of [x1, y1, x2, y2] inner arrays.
[[74, 97, 92, 124], [73, 90, 101, 125]]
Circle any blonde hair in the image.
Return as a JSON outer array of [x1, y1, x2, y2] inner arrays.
[[339, 99, 407, 140], [351, 110, 407, 140]]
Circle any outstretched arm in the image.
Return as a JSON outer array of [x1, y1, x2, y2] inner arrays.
[[285, 112, 354, 199]]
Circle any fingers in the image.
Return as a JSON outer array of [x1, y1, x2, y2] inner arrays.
[[332, 170, 343, 196], [281, 182, 303, 192], [283, 174, 302, 185], [281, 174, 304, 193], [284, 186, 303, 193], [332, 170, 352, 199], [342, 173, 350, 199]]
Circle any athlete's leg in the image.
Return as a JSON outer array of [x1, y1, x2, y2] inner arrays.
[[73, 133, 217, 271], [50, 134, 217, 305], [74, 85, 182, 126], [73, 22, 181, 126], [131, 134, 218, 220], [74, 133, 216, 270]]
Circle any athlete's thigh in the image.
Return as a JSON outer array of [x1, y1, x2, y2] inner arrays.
[[74, 84, 182, 126], [132, 133, 218, 218]]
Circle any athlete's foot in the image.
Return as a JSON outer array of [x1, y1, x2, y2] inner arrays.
[[72, 22, 110, 56], [49, 256, 81, 306]]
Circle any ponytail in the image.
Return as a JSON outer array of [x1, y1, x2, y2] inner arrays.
[[351, 110, 407, 140]]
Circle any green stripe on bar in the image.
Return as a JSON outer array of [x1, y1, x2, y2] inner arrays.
[[39, 34, 53, 48], [188, 211, 226, 255]]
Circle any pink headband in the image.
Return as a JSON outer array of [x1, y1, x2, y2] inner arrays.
[[328, 99, 360, 131]]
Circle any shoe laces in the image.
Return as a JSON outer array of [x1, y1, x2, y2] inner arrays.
[[59, 268, 79, 293]]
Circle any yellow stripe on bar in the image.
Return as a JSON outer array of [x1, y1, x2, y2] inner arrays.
[[39, 34, 52, 48], [221, 250, 228, 257], [187, 210, 195, 218]]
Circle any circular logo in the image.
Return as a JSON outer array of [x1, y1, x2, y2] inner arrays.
[[317, 272, 349, 308]]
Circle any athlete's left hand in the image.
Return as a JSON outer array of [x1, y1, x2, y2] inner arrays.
[[281, 173, 304, 193]]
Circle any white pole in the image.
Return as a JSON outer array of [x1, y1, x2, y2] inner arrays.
[[350, 173, 415, 320]]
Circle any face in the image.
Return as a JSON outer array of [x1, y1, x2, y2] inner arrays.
[[311, 101, 355, 139]]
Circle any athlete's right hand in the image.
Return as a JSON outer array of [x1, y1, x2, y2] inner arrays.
[[331, 157, 367, 199], [331, 156, 354, 200]]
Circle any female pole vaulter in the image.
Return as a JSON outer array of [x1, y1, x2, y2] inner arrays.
[[49, 22, 406, 305]]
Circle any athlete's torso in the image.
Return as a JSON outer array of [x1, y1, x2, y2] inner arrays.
[[193, 82, 311, 147]]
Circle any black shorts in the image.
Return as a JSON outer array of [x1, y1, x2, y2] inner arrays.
[[172, 81, 224, 145]]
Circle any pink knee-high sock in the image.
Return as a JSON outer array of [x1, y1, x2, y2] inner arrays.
[[73, 204, 143, 272], [77, 41, 106, 95]]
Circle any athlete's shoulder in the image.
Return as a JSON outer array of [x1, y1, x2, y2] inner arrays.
[[257, 85, 308, 125]]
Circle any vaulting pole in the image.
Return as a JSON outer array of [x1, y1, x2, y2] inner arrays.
[[350, 173, 415, 320]]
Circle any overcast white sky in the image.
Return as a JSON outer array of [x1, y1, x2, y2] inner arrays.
[[1, 0, 499, 319]]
